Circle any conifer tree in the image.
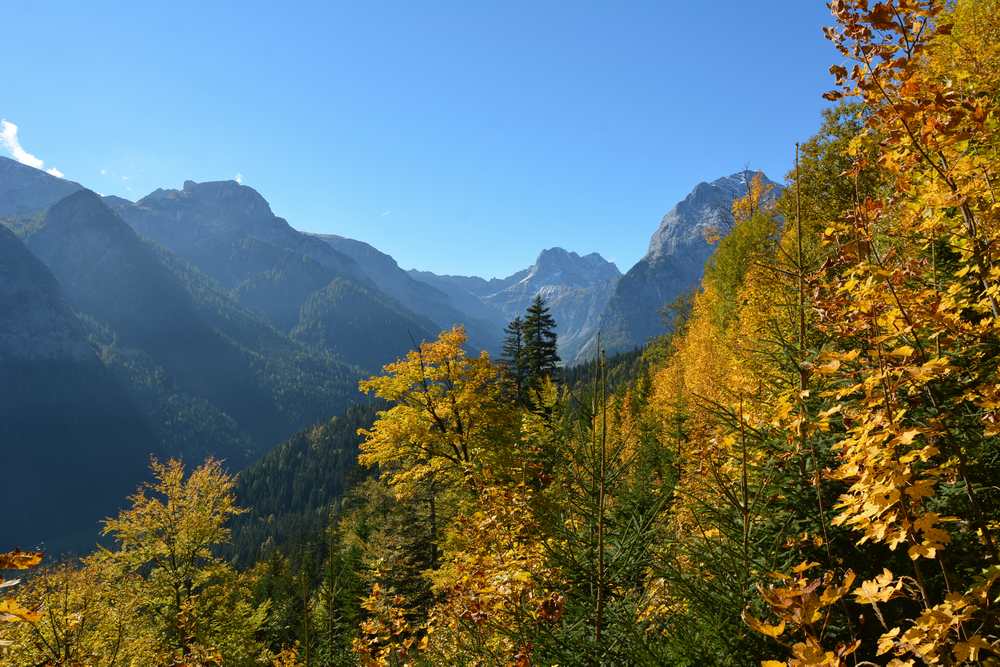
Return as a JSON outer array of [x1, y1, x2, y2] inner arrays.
[[501, 316, 527, 401], [521, 295, 560, 393]]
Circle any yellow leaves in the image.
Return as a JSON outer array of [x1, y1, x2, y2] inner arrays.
[[820, 570, 855, 607], [357, 326, 523, 503], [878, 627, 901, 655], [756, 567, 856, 633], [792, 561, 820, 575], [815, 359, 841, 375], [854, 569, 902, 605], [953, 635, 995, 663], [743, 613, 785, 638], [0, 548, 42, 635], [907, 543, 937, 560], [0, 599, 40, 624]]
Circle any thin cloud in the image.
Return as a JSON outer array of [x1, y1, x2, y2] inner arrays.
[[235, 173, 244, 185], [0, 119, 64, 178]]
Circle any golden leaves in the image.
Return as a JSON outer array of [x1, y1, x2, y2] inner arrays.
[[743, 613, 785, 638], [0, 599, 40, 624], [854, 568, 902, 605], [0, 551, 42, 571], [0, 548, 42, 636]]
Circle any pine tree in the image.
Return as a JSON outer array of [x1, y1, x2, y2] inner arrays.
[[521, 295, 560, 393], [501, 316, 527, 402]]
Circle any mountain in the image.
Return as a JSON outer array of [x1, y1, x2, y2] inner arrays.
[[0, 156, 83, 218], [0, 223, 155, 551], [409, 269, 527, 299], [482, 248, 620, 361], [229, 401, 381, 566], [313, 234, 503, 353], [579, 170, 782, 361], [405, 269, 511, 328], [410, 248, 620, 362], [105, 180, 440, 370], [13, 189, 359, 466], [292, 277, 438, 371]]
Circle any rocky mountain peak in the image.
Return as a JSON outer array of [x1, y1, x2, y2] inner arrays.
[[526, 247, 620, 288], [646, 169, 779, 260], [141, 179, 274, 220]]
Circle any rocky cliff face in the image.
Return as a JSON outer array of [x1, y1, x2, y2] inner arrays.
[[577, 170, 782, 362]]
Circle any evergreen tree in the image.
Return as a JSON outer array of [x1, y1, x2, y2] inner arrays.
[[521, 295, 560, 392], [501, 316, 527, 402]]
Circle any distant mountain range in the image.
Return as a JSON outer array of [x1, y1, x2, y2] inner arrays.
[[410, 248, 621, 362], [0, 154, 779, 549], [409, 170, 782, 363]]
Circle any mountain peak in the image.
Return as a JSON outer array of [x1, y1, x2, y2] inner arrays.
[[48, 190, 125, 231], [646, 169, 781, 260], [0, 156, 85, 216], [533, 247, 619, 276], [140, 179, 274, 219]]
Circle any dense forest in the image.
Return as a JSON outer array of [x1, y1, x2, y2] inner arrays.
[[4, 1, 1000, 664]]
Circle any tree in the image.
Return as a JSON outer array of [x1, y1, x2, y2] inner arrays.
[[501, 316, 528, 402], [3, 558, 161, 666], [102, 458, 270, 664], [358, 326, 516, 498], [521, 295, 560, 398]]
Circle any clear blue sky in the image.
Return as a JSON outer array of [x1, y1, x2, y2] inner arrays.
[[3, 1, 836, 278]]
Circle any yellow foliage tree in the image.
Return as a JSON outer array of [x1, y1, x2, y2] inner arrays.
[[102, 458, 271, 665]]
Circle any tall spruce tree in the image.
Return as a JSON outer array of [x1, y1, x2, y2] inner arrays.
[[521, 295, 560, 392], [501, 316, 527, 401]]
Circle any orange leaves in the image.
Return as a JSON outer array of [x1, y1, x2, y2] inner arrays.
[[353, 578, 422, 667], [0, 551, 42, 571], [753, 565, 856, 633], [748, 566, 859, 666]]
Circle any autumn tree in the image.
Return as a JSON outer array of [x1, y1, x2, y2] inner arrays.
[[103, 458, 270, 664], [3, 558, 161, 665], [358, 326, 517, 498]]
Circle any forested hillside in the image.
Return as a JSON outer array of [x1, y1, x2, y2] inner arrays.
[[4, 1, 1000, 665]]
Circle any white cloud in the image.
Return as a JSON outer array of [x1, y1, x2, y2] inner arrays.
[[0, 119, 64, 178], [100, 168, 108, 176], [235, 173, 243, 185]]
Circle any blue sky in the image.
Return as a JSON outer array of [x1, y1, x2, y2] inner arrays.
[[3, 1, 835, 278]]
